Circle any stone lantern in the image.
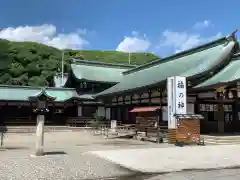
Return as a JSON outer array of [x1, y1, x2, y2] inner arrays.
[[28, 88, 56, 156]]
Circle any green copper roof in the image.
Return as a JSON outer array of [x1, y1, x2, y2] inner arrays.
[[45, 88, 75, 101], [195, 55, 240, 88], [0, 86, 41, 101], [96, 37, 236, 97], [29, 88, 56, 101], [71, 60, 135, 83], [0, 85, 94, 101]]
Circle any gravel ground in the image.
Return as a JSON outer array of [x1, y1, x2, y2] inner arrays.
[[0, 131, 162, 180], [5, 131, 239, 180], [146, 168, 240, 180]]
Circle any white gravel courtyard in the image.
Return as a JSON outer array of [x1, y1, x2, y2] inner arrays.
[[0, 131, 161, 180]]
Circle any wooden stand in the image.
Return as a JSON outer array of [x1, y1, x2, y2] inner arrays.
[[175, 114, 204, 146], [168, 128, 177, 144]]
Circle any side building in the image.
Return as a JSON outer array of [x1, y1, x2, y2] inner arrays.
[[0, 60, 135, 126]]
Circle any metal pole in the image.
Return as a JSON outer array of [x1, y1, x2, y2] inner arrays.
[[128, 52, 131, 64], [61, 50, 64, 86]]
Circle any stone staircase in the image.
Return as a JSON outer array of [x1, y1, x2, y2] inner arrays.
[[0, 126, 91, 133], [201, 134, 240, 145]]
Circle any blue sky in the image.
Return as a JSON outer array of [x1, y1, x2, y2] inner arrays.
[[0, 0, 239, 56]]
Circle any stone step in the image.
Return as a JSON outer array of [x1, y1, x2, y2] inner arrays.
[[201, 135, 240, 140], [204, 140, 240, 145], [203, 137, 240, 142], [201, 135, 240, 145]]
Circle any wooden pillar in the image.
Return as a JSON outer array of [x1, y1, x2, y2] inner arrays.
[[232, 101, 239, 132], [156, 88, 163, 143], [217, 104, 225, 133]]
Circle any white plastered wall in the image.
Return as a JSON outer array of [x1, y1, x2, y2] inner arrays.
[[78, 106, 82, 116], [96, 106, 106, 117], [106, 108, 111, 120]]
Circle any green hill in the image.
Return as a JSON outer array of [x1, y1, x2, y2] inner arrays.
[[0, 39, 160, 86]]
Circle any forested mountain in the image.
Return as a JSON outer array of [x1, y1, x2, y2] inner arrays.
[[0, 39, 160, 86]]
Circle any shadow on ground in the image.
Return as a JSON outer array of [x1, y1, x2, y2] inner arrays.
[[76, 141, 146, 147], [0, 146, 29, 150], [43, 151, 67, 156]]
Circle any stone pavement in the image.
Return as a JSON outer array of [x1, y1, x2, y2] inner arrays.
[[146, 168, 240, 180], [90, 145, 240, 173]]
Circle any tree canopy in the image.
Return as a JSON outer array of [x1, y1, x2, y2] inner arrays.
[[0, 39, 160, 86]]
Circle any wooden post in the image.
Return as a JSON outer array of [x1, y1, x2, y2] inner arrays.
[[156, 112, 160, 143], [36, 114, 45, 156], [156, 88, 162, 144]]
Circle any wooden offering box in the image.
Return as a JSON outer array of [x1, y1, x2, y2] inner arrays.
[[175, 114, 204, 145], [130, 106, 167, 143]]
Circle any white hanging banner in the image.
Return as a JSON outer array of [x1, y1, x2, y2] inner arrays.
[[174, 76, 187, 115], [167, 77, 176, 129], [167, 76, 187, 129]]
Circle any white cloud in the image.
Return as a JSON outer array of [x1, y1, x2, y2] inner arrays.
[[159, 30, 222, 53], [0, 24, 89, 50], [116, 31, 151, 52], [157, 20, 221, 54], [193, 20, 212, 29]]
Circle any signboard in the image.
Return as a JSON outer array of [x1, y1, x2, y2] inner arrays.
[[110, 120, 117, 133], [167, 77, 176, 129], [167, 76, 187, 129], [174, 76, 187, 115]]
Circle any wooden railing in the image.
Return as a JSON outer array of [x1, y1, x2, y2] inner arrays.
[[3, 116, 55, 126], [135, 121, 168, 138]]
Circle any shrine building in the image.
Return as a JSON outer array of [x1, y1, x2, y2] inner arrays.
[[1, 31, 240, 134]]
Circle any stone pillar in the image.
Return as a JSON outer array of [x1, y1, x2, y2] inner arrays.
[[36, 114, 45, 156]]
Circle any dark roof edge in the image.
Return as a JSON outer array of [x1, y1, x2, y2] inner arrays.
[[71, 58, 137, 69], [0, 84, 76, 91], [232, 52, 240, 59], [95, 81, 165, 98], [29, 88, 56, 100], [123, 36, 228, 75]]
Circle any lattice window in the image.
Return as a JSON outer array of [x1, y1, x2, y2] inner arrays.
[[224, 105, 232, 112], [224, 112, 233, 122], [200, 104, 216, 112]]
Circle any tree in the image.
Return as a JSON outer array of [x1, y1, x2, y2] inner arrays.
[[0, 39, 161, 86]]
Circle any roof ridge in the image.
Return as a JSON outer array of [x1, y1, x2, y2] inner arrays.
[[71, 59, 137, 69], [0, 84, 75, 90], [123, 36, 228, 75], [232, 52, 240, 58]]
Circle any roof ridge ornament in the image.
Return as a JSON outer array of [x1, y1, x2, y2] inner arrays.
[[226, 29, 238, 43]]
